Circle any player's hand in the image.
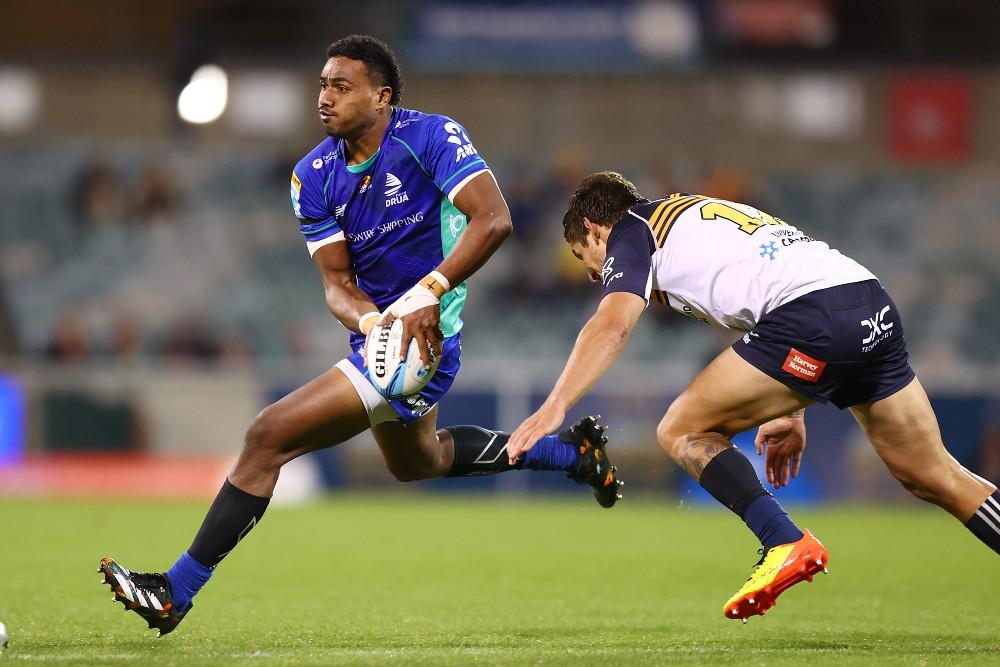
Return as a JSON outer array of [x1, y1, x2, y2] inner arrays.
[[508, 402, 566, 465], [396, 305, 442, 369], [754, 413, 807, 489]]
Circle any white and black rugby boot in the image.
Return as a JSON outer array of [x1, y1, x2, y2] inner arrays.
[[562, 415, 624, 508], [99, 557, 189, 636]]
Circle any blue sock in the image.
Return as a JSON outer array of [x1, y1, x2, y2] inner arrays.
[[165, 551, 213, 612], [742, 495, 804, 549], [521, 434, 580, 473]]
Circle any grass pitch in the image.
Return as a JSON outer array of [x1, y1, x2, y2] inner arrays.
[[1, 494, 998, 665]]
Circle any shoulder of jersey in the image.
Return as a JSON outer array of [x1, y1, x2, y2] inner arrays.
[[389, 107, 449, 141], [630, 193, 711, 247], [294, 138, 339, 182]]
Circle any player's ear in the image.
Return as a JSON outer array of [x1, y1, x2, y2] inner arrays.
[[375, 86, 392, 108], [583, 217, 602, 244]]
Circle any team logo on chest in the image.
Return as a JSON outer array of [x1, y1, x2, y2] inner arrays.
[[385, 172, 409, 207]]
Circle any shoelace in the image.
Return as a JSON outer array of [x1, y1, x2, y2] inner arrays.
[[738, 547, 771, 586], [132, 572, 169, 595]]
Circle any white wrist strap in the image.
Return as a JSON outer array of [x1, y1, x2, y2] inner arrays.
[[381, 284, 440, 322]]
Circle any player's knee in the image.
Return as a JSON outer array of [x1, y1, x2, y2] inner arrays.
[[243, 406, 286, 461], [656, 411, 686, 462], [385, 460, 432, 483], [890, 462, 961, 507]]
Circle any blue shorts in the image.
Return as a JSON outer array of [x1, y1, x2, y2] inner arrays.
[[732, 280, 915, 409], [340, 333, 462, 425]]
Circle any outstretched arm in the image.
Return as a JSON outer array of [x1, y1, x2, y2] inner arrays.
[[507, 291, 646, 462]]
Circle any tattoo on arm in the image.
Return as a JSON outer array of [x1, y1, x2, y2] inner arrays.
[[678, 433, 734, 480]]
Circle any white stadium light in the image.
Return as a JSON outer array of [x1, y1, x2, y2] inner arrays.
[[177, 65, 228, 124], [0, 67, 41, 132]]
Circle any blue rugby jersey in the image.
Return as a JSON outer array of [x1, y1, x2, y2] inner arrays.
[[290, 107, 491, 347]]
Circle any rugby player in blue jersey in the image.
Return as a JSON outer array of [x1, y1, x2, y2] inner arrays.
[[99, 36, 622, 636]]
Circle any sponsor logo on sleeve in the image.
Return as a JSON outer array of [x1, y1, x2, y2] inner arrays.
[[290, 172, 302, 217], [444, 121, 478, 162], [782, 348, 826, 383], [600, 256, 623, 287], [311, 151, 337, 169]]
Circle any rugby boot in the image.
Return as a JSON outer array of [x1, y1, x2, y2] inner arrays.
[[99, 557, 190, 636], [562, 415, 624, 508], [723, 529, 828, 622]]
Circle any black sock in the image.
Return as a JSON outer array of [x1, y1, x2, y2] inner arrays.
[[699, 447, 803, 548], [965, 490, 1000, 555], [188, 479, 270, 567], [446, 426, 519, 477]]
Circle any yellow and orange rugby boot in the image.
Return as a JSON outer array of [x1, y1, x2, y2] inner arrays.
[[723, 529, 828, 623]]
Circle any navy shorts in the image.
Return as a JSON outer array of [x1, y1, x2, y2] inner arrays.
[[733, 280, 915, 409]]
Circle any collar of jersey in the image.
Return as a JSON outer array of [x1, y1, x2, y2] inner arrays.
[[345, 148, 380, 174]]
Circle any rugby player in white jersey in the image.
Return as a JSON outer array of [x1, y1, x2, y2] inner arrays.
[[508, 172, 1000, 621]]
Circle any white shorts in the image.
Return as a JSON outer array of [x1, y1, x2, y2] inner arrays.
[[335, 359, 397, 426]]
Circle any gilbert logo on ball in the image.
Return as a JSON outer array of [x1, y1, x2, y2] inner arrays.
[[365, 319, 439, 399]]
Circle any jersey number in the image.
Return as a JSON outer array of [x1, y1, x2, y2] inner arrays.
[[700, 201, 787, 235]]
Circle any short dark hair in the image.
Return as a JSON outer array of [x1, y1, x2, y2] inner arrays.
[[326, 35, 403, 105], [562, 171, 645, 245]]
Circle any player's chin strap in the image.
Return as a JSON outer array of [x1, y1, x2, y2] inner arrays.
[[378, 271, 451, 323]]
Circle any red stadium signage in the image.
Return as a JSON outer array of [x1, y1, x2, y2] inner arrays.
[[889, 76, 972, 163]]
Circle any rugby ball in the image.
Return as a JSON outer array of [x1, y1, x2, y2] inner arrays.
[[365, 318, 438, 399]]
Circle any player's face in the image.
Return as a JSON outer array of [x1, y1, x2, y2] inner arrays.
[[317, 57, 390, 139], [569, 238, 607, 284]]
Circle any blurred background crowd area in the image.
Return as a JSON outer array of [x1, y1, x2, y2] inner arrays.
[[1, 0, 999, 499]]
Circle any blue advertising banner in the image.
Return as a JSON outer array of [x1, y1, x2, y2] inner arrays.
[[407, 1, 703, 72]]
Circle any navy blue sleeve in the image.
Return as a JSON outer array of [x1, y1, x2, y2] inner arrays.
[[601, 215, 655, 302]]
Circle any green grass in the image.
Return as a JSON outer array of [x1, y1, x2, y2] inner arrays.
[[1, 495, 998, 665]]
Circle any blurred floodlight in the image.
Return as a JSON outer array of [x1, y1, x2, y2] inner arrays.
[[626, 0, 700, 60], [228, 71, 302, 135], [0, 67, 41, 133], [785, 76, 862, 138], [742, 75, 861, 139], [178, 65, 228, 125]]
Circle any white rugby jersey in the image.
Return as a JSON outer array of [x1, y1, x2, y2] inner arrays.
[[600, 194, 876, 331]]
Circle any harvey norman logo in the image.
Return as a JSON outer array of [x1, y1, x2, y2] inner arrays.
[[781, 348, 826, 383], [385, 173, 409, 207]]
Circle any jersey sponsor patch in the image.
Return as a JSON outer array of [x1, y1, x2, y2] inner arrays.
[[782, 348, 826, 383], [290, 172, 303, 218]]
